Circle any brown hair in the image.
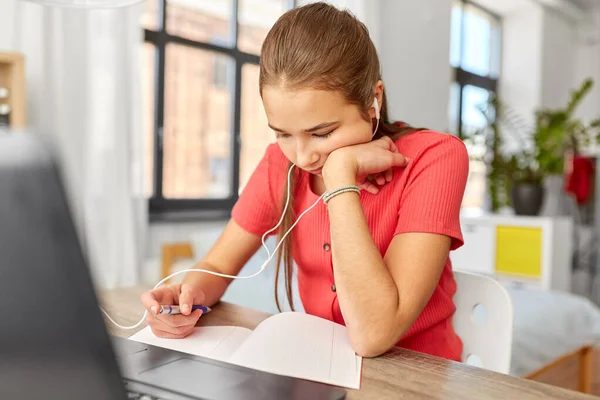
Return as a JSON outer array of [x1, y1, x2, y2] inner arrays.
[[259, 2, 420, 311]]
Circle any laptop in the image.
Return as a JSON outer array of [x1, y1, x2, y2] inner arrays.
[[0, 133, 346, 400]]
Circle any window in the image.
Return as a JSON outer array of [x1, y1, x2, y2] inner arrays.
[[142, 0, 295, 217], [449, 0, 501, 212]]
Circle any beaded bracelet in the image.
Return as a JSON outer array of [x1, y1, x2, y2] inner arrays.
[[323, 185, 361, 204]]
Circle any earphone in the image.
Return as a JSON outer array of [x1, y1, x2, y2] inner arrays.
[[100, 164, 326, 330], [372, 97, 380, 137], [373, 97, 380, 120], [100, 94, 381, 330]]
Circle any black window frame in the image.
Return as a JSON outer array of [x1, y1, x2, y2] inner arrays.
[[145, 0, 295, 220], [452, 0, 501, 138]]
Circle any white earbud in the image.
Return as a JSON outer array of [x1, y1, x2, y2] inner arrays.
[[372, 97, 380, 137]]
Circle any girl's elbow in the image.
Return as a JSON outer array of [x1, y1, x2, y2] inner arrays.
[[354, 343, 388, 358], [349, 330, 398, 358]]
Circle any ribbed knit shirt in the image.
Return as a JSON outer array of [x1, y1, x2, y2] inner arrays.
[[232, 129, 469, 361]]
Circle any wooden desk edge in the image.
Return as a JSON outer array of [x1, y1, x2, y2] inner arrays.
[[99, 285, 597, 400]]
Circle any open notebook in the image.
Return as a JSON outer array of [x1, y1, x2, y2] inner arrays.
[[129, 312, 362, 389]]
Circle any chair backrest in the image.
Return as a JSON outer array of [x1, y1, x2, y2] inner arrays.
[[452, 270, 514, 374]]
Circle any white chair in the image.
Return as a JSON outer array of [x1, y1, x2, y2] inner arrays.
[[452, 270, 514, 374]]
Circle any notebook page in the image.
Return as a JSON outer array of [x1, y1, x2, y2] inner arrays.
[[330, 323, 363, 387], [228, 312, 362, 389], [129, 325, 252, 362]]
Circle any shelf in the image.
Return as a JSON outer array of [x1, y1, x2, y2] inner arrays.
[[0, 52, 26, 129]]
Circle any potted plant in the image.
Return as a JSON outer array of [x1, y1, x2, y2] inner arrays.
[[466, 78, 600, 216]]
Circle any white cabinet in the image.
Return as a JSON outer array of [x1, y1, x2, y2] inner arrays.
[[452, 219, 495, 275], [450, 215, 573, 292]]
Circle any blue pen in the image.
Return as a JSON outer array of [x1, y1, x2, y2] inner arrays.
[[158, 305, 211, 315]]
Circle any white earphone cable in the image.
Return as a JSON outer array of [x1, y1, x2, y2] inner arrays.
[[100, 163, 325, 330], [372, 117, 380, 138], [261, 163, 295, 258]]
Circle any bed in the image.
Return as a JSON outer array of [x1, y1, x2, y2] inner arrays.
[[160, 241, 600, 396], [506, 285, 600, 395]]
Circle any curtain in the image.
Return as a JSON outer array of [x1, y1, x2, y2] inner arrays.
[[10, 0, 147, 289]]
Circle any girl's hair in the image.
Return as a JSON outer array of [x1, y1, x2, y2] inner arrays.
[[259, 2, 421, 312]]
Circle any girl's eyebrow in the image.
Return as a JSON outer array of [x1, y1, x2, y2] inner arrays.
[[269, 121, 339, 134]]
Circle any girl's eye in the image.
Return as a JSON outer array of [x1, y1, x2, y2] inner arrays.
[[276, 130, 334, 139], [313, 130, 333, 139]]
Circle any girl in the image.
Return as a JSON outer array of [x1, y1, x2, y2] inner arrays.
[[141, 2, 468, 360]]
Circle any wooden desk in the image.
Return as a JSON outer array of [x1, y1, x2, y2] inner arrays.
[[100, 286, 597, 400]]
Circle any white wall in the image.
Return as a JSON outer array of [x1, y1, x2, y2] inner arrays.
[[379, 0, 453, 132], [0, 0, 16, 50], [541, 7, 576, 109], [573, 9, 600, 125], [574, 42, 600, 123], [499, 2, 544, 144], [496, 0, 600, 150]]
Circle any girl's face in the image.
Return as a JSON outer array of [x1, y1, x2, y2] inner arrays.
[[261, 86, 373, 175]]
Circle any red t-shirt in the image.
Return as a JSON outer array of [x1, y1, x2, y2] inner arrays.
[[231, 129, 468, 361]]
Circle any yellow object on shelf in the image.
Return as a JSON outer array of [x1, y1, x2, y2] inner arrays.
[[495, 226, 543, 278]]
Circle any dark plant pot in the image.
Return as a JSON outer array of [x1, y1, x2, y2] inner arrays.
[[511, 183, 545, 216]]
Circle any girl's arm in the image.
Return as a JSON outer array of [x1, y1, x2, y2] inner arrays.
[[182, 219, 264, 307], [324, 185, 450, 357], [322, 136, 468, 358]]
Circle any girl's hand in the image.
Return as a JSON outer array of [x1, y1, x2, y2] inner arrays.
[[323, 136, 408, 194], [141, 283, 206, 339]]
